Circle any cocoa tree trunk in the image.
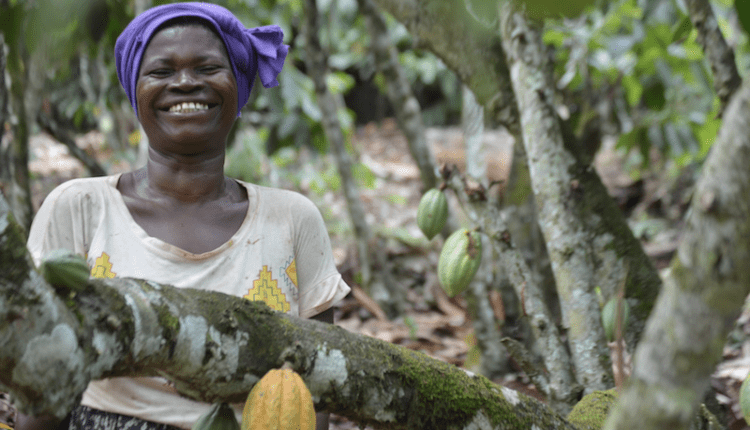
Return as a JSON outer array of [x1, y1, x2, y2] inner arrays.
[[0, 193, 578, 430], [499, 2, 616, 392], [603, 69, 750, 430]]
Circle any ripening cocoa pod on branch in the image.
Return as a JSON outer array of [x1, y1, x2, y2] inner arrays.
[[417, 188, 449, 240], [438, 228, 482, 297]]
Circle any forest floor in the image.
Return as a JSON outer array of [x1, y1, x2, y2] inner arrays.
[[27, 119, 750, 429]]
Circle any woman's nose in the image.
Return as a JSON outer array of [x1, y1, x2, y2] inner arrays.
[[170, 69, 202, 90]]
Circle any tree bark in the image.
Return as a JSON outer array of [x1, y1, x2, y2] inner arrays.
[[686, 0, 742, 116], [603, 69, 750, 430], [499, 2, 614, 392], [498, 1, 668, 392], [0, 194, 581, 430]]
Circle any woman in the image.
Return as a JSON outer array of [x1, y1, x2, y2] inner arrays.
[[21, 3, 350, 430]]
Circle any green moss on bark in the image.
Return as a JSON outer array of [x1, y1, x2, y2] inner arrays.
[[566, 389, 619, 430]]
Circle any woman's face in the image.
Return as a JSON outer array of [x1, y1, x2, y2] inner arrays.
[[136, 24, 238, 157]]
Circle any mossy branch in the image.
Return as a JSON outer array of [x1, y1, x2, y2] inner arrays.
[[0, 194, 582, 430]]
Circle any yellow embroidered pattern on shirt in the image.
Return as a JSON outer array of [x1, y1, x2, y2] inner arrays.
[[285, 258, 298, 288], [90, 252, 116, 278], [283, 257, 299, 300], [245, 265, 290, 313]]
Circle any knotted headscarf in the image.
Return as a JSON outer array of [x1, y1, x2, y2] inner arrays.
[[115, 2, 288, 117]]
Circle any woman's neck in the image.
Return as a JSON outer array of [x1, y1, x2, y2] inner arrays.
[[141, 147, 228, 203]]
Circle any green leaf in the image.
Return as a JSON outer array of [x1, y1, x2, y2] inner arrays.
[[522, 0, 597, 20], [737, 0, 750, 37], [352, 163, 377, 189], [643, 81, 666, 111], [671, 16, 692, 43], [692, 115, 721, 159], [622, 74, 643, 107]]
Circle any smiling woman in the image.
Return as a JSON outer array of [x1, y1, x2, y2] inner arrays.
[[20, 3, 350, 430]]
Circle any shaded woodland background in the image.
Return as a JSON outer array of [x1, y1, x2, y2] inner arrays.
[[3, 0, 750, 428]]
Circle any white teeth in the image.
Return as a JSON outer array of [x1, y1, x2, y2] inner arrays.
[[169, 102, 209, 113]]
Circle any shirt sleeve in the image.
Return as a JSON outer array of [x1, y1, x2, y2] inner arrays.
[[291, 195, 351, 318], [27, 180, 96, 266]]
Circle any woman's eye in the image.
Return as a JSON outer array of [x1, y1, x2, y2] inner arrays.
[[149, 69, 172, 77], [199, 65, 220, 73]]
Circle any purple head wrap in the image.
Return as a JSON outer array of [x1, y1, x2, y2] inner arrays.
[[115, 2, 288, 117]]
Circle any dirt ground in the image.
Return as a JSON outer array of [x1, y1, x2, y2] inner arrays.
[[27, 120, 750, 429]]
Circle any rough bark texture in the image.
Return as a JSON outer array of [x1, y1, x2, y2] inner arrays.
[[370, 0, 519, 136], [499, 2, 667, 392], [358, 0, 440, 192], [499, 3, 613, 392], [0, 195, 581, 430], [686, 0, 742, 116], [603, 73, 750, 430]]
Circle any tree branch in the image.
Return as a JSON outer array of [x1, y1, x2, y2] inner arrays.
[[686, 0, 742, 116], [0, 193, 581, 429], [36, 109, 107, 177]]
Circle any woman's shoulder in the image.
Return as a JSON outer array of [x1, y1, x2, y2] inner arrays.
[[37, 175, 118, 212], [239, 181, 319, 211], [45, 175, 116, 196]]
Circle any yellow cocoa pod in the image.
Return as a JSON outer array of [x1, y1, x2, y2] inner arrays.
[[242, 368, 315, 430], [192, 403, 239, 430]]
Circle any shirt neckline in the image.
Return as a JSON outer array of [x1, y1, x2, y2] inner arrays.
[[104, 173, 259, 260]]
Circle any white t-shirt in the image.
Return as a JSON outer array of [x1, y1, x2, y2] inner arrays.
[[27, 174, 350, 429]]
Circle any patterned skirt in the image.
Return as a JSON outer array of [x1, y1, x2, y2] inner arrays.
[[68, 406, 183, 430]]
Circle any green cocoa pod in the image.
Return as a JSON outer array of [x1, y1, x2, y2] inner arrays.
[[416, 188, 448, 240], [39, 249, 90, 292], [194, 403, 239, 430], [601, 297, 630, 342], [438, 228, 482, 297]]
